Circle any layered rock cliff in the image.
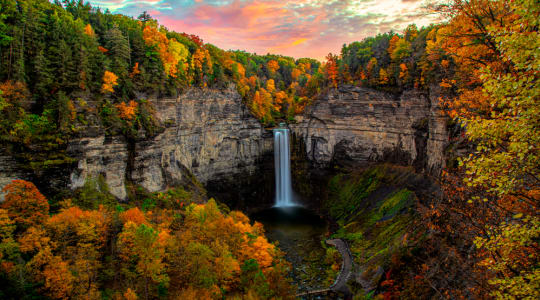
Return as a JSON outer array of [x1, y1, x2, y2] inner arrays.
[[1, 85, 447, 206], [291, 85, 447, 175], [68, 86, 273, 202]]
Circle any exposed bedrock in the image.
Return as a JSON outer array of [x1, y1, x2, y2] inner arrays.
[[68, 86, 274, 205], [1, 85, 447, 207], [291, 85, 447, 175]]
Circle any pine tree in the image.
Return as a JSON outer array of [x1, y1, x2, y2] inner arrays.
[[104, 24, 130, 77]]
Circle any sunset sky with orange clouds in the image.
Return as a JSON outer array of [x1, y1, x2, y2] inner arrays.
[[87, 0, 440, 60]]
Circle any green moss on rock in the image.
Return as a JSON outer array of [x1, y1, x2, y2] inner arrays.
[[321, 165, 418, 295]]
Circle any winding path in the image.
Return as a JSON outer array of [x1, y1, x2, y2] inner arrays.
[[296, 238, 354, 299]]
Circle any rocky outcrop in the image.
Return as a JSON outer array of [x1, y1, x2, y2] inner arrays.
[[68, 86, 273, 201], [0, 154, 30, 201], [291, 85, 447, 175], [69, 135, 130, 200]]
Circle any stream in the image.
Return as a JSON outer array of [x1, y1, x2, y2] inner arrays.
[[251, 206, 329, 295]]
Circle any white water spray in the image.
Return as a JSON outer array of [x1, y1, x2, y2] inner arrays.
[[274, 125, 295, 207]]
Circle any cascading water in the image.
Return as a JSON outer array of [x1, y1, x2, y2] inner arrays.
[[273, 125, 295, 207]]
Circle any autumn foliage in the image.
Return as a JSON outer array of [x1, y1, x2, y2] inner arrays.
[[101, 70, 118, 93], [267, 60, 280, 74], [142, 25, 189, 78], [83, 24, 95, 37], [115, 100, 138, 120], [1, 180, 49, 230], [324, 53, 339, 89], [170, 200, 291, 298], [378, 1, 540, 298], [0, 180, 293, 299], [0, 0, 538, 299]]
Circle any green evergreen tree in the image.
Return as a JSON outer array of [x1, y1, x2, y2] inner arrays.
[[104, 23, 130, 77]]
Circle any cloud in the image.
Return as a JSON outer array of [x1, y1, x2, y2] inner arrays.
[[87, 0, 440, 60]]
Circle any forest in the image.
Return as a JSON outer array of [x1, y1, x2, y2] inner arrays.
[[0, 0, 538, 299]]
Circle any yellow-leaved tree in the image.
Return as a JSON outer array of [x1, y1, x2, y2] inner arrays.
[[431, 0, 539, 298], [101, 71, 118, 93]]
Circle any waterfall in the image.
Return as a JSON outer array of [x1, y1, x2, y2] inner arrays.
[[274, 126, 295, 207]]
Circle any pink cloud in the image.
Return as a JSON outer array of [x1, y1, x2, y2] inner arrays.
[[90, 0, 440, 60]]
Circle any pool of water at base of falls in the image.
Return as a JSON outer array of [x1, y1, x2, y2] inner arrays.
[[251, 206, 330, 296]]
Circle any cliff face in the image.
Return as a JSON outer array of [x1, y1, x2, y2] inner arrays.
[[1, 85, 447, 205], [68, 86, 273, 201], [291, 85, 447, 175]]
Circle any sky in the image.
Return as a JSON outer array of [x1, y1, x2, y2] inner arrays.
[[87, 0, 440, 60]]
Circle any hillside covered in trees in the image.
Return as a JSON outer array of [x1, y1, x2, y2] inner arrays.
[[0, 0, 460, 173], [0, 0, 538, 299], [0, 180, 293, 299]]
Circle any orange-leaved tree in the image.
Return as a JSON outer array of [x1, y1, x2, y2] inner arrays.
[[324, 53, 339, 89], [267, 60, 280, 75], [169, 199, 292, 299], [1, 180, 49, 231], [412, 0, 540, 298], [18, 204, 111, 299], [116, 100, 138, 120], [101, 71, 118, 93]]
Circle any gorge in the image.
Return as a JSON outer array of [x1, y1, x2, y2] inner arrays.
[[1, 1, 537, 298], [1, 84, 447, 208], [0, 83, 448, 297]]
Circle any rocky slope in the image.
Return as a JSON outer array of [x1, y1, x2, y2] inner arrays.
[[291, 85, 447, 175]]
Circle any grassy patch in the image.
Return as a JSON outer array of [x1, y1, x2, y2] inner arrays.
[[129, 184, 195, 211], [73, 175, 117, 209], [322, 165, 417, 287], [325, 166, 387, 222], [366, 189, 412, 227]]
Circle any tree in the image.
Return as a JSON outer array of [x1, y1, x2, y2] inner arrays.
[[56, 91, 76, 133], [366, 57, 379, 85], [453, 1, 539, 296], [120, 207, 147, 225], [325, 53, 339, 89], [143, 25, 190, 78], [0, 209, 18, 273], [192, 47, 212, 84], [390, 38, 411, 62], [124, 288, 138, 300], [117, 222, 170, 300], [413, 0, 540, 297], [83, 24, 94, 37], [399, 63, 409, 82], [291, 68, 302, 81], [116, 100, 138, 120], [104, 24, 130, 75], [43, 205, 110, 299], [28, 247, 74, 299], [130, 62, 140, 78], [167, 39, 189, 76], [450, 0, 539, 200], [379, 68, 389, 85], [169, 200, 292, 298], [267, 60, 279, 75], [388, 35, 400, 57], [137, 11, 152, 23], [1, 180, 49, 231], [404, 24, 418, 42], [101, 70, 118, 93], [474, 216, 539, 299], [265, 79, 275, 93]]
